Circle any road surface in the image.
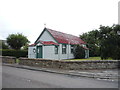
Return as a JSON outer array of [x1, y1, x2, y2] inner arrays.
[[2, 66, 118, 88]]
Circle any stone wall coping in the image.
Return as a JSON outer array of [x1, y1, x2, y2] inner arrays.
[[0, 56, 16, 59], [19, 57, 118, 63], [19, 57, 60, 61]]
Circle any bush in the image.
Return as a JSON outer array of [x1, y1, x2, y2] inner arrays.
[[73, 45, 85, 59], [7, 33, 29, 50], [1, 49, 28, 58]]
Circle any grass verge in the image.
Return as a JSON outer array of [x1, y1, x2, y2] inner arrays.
[[65, 57, 112, 61]]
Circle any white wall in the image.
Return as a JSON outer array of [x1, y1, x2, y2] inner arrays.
[[43, 46, 59, 60], [59, 44, 74, 60], [39, 30, 57, 43], [67, 44, 74, 59], [28, 46, 36, 58], [43, 44, 74, 60], [28, 44, 89, 60]]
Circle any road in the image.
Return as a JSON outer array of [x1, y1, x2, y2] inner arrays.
[[2, 66, 118, 88]]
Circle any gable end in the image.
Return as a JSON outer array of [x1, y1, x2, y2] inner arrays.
[[35, 28, 58, 44]]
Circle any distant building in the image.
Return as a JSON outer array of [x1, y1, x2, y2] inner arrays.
[[1, 40, 7, 45], [0, 40, 9, 49], [28, 28, 89, 60]]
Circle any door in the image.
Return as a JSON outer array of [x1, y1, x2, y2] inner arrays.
[[36, 46, 42, 58]]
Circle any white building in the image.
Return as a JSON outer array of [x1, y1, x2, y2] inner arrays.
[[28, 28, 89, 60]]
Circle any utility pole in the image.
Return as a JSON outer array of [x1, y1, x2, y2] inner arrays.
[[118, 2, 120, 36]]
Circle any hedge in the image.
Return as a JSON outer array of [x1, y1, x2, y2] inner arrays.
[[1, 49, 28, 58]]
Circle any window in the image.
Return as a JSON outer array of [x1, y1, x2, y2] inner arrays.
[[62, 44, 66, 54], [55, 46, 58, 54], [71, 45, 74, 53]]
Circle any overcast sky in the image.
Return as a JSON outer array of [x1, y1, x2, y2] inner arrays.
[[0, 0, 119, 44]]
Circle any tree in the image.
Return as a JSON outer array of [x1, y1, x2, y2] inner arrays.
[[80, 30, 100, 57], [80, 24, 120, 60], [7, 33, 30, 50], [73, 45, 85, 59], [21, 43, 29, 50], [99, 25, 120, 60]]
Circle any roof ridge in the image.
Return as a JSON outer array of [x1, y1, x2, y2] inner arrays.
[[46, 28, 79, 38]]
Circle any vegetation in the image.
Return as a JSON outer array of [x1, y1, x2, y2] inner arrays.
[[80, 24, 120, 60], [99, 25, 120, 60], [80, 30, 100, 57], [16, 59, 20, 63], [73, 45, 85, 59], [65, 57, 112, 61], [1, 33, 29, 58], [1, 49, 28, 58], [7, 33, 29, 50]]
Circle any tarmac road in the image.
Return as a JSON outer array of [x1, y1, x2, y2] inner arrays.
[[2, 66, 118, 88]]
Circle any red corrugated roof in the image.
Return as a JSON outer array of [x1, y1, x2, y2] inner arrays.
[[30, 28, 87, 47], [47, 28, 86, 45], [29, 43, 36, 46], [29, 41, 58, 46], [39, 40, 59, 45]]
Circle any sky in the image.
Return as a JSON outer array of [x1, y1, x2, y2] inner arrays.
[[0, 0, 119, 44]]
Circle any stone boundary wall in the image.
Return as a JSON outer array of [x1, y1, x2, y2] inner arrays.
[[19, 58, 118, 70], [1, 56, 16, 64], [1, 56, 118, 70]]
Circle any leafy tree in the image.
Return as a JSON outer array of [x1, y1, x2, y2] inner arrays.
[[112, 25, 120, 59], [80, 24, 120, 60], [21, 43, 29, 50], [99, 25, 120, 60], [7, 33, 30, 50], [80, 30, 100, 57], [73, 45, 85, 59]]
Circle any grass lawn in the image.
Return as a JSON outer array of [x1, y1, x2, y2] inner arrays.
[[65, 57, 112, 61]]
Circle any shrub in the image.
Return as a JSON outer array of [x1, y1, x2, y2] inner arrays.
[[73, 45, 85, 59], [1, 49, 28, 58], [7, 33, 29, 50]]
